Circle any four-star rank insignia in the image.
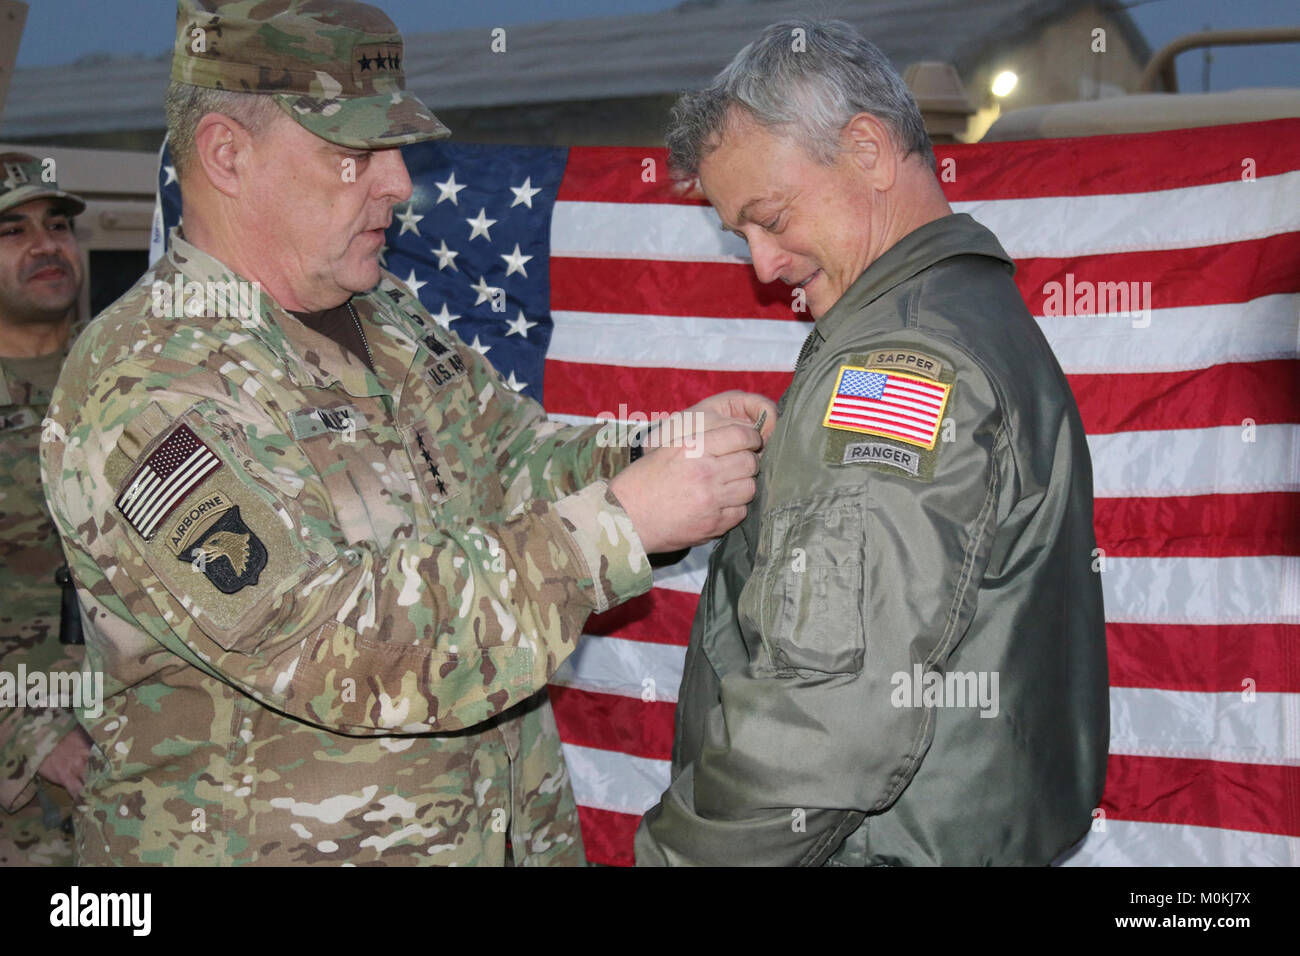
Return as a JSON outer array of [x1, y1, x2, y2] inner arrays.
[[164, 490, 268, 594], [823, 366, 951, 450]]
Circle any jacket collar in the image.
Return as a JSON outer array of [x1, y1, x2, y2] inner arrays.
[[813, 213, 1014, 342], [0, 313, 86, 406], [167, 228, 414, 402]]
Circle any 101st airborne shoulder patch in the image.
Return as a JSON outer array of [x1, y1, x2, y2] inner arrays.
[[822, 346, 954, 481], [163, 491, 268, 594]]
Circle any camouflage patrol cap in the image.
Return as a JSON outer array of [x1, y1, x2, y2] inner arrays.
[[172, 0, 449, 149], [0, 153, 86, 217]]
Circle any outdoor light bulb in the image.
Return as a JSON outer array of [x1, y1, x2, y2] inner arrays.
[[991, 71, 1018, 98]]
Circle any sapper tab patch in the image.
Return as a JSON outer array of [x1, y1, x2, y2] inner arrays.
[[823, 366, 951, 450], [115, 424, 222, 540]]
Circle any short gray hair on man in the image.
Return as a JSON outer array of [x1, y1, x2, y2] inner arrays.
[[666, 18, 935, 177], [163, 81, 282, 180]]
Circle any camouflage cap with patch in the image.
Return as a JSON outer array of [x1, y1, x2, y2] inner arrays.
[[172, 0, 450, 149], [0, 153, 86, 217]]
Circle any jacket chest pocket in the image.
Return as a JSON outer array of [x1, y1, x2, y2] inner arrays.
[[740, 491, 868, 676]]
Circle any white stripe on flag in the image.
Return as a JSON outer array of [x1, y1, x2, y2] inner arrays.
[[549, 310, 806, 371], [1109, 687, 1299, 766], [1089, 424, 1299, 497], [1102, 556, 1299, 625], [138, 452, 221, 538], [126, 446, 209, 524], [122, 470, 162, 521], [552, 634, 687, 702], [652, 544, 712, 594], [1057, 818, 1300, 866], [562, 742, 669, 817], [552, 202, 747, 261], [1037, 295, 1299, 374], [955, 169, 1300, 259], [551, 299, 1297, 379], [552, 172, 1300, 262]]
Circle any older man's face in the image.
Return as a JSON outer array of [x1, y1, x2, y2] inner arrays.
[[699, 110, 878, 320], [243, 113, 412, 311], [0, 198, 83, 325]]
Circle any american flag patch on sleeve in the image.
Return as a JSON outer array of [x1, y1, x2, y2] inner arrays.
[[115, 424, 223, 540], [823, 366, 952, 450]]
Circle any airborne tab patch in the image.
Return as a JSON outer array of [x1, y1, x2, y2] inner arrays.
[[115, 424, 222, 540], [823, 366, 951, 450]]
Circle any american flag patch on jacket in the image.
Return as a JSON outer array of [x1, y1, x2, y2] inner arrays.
[[823, 366, 951, 450], [115, 424, 222, 540]]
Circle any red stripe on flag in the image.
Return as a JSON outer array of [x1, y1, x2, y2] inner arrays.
[[576, 805, 643, 867], [550, 686, 675, 761], [1107, 622, 1300, 693], [558, 120, 1300, 205], [558, 147, 705, 205], [551, 256, 799, 319], [549, 237, 1300, 325], [586, 587, 700, 645], [937, 119, 1300, 201], [1095, 493, 1300, 558], [1068, 360, 1300, 435], [544, 359, 792, 415], [1015, 234, 1300, 313], [1101, 753, 1300, 838]]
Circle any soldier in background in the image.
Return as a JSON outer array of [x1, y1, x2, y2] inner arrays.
[[0, 152, 94, 865], [40, 0, 771, 865]]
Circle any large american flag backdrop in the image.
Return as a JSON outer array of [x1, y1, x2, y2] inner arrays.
[[155, 117, 1300, 867]]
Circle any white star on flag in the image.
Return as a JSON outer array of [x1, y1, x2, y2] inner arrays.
[[430, 239, 459, 271], [505, 310, 536, 337], [434, 171, 466, 205], [163, 165, 177, 186], [468, 335, 491, 356], [466, 208, 497, 241], [395, 204, 424, 236], [510, 177, 542, 208], [469, 275, 500, 306], [504, 370, 527, 392], [401, 269, 427, 296], [430, 302, 460, 329], [501, 244, 533, 278]]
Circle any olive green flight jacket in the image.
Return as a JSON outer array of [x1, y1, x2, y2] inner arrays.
[[637, 214, 1109, 866]]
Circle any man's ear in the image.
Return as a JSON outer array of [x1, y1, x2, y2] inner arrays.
[[842, 112, 898, 192], [192, 112, 254, 199]]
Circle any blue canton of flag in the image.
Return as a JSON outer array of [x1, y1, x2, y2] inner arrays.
[[155, 140, 567, 403], [840, 369, 888, 400]]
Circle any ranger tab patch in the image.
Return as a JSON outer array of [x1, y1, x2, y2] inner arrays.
[[823, 366, 951, 450], [115, 424, 222, 540]]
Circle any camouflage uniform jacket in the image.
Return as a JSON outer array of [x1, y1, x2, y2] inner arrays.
[[1, 341, 84, 865], [41, 232, 652, 865]]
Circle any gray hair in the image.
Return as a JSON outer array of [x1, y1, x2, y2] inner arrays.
[[163, 82, 282, 180], [666, 19, 935, 176]]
